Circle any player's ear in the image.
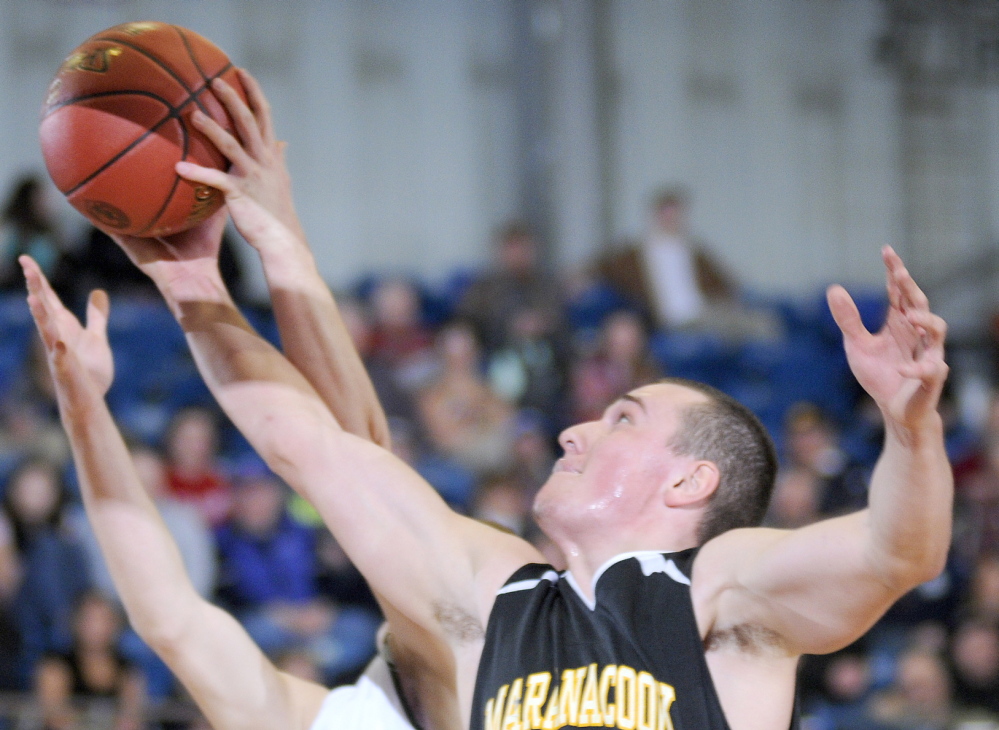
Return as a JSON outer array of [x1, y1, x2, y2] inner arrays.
[[663, 461, 719, 508]]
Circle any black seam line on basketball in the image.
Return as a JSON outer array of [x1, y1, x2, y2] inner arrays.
[[175, 26, 210, 85], [43, 89, 181, 118], [91, 32, 234, 117], [134, 83, 209, 237], [200, 61, 232, 116], [190, 62, 235, 116], [134, 84, 197, 236], [135, 170, 183, 237], [92, 35, 196, 95], [63, 109, 180, 198]]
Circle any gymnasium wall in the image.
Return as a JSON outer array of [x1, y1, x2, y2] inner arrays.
[[1, 0, 997, 308]]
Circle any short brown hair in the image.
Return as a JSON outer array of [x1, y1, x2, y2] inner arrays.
[[661, 378, 777, 544]]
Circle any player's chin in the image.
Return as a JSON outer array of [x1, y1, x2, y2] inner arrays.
[[532, 481, 568, 525]]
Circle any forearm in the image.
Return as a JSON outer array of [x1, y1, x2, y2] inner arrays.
[[865, 412, 952, 586], [149, 264, 344, 496], [257, 236, 389, 447], [59, 377, 200, 645]]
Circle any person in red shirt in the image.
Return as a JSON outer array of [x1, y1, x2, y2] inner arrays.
[[163, 407, 232, 526]]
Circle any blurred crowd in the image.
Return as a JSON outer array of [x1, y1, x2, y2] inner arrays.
[[0, 173, 997, 729]]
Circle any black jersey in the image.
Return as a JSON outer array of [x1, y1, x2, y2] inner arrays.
[[471, 548, 799, 730]]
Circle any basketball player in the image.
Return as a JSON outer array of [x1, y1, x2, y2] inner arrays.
[[20, 69, 460, 730], [21, 256, 432, 730], [103, 71, 948, 729]]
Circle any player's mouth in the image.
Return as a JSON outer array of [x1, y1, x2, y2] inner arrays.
[[553, 458, 582, 475]]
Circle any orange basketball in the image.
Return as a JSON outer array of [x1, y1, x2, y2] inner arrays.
[[39, 21, 246, 237]]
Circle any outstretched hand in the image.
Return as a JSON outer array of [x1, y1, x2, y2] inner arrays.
[[174, 68, 305, 249], [21, 256, 113, 398], [827, 246, 948, 432]]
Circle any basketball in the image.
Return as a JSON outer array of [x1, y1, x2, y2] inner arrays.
[[38, 21, 247, 238]]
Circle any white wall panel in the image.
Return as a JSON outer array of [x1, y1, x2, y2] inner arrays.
[[0, 0, 996, 302]]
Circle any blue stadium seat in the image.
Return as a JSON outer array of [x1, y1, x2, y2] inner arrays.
[[0, 294, 34, 400], [649, 331, 738, 390]]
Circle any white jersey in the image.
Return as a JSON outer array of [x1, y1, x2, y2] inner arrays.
[[309, 654, 416, 730]]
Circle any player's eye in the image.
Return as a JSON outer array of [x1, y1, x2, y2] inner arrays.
[[615, 411, 631, 424]]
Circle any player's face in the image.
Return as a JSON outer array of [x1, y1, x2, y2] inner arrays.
[[534, 383, 708, 536]]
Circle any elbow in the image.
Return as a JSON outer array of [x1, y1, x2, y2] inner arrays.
[[873, 543, 950, 597], [907, 525, 953, 588], [251, 409, 334, 491], [124, 599, 198, 656], [128, 612, 187, 654], [911, 548, 948, 587]]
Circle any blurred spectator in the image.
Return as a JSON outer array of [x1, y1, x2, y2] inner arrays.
[[339, 296, 416, 421], [766, 466, 822, 529], [868, 648, 953, 729], [783, 402, 870, 517], [0, 338, 71, 476], [596, 186, 780, 341], [801, 650, 879, 730], [955, 431, 999, 566], [0, 495, 20, 690], [948, 618, 999, 716], [34, 591, 145, 730], [472, 472, 533, 537], [366, 277, 435, 391], [457, 221, 566, 354], [162, 407, 233, 527], [0, 395, 68, 477], [487, 305, 568, 422], [962, 556, 999, 625], [417, 322, 515, 476], [214, 471, 380, 685], [387, 415, 477, 513], [0, 174, 66, 294], [569, 309, 662, 424], [507, 410, 557, 494], [2, 458, 89, 687]]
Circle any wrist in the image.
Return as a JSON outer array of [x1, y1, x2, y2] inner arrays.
[[155, 266, 231, 314], [882, 410, 944, 449], [258, 236, 326, 292]]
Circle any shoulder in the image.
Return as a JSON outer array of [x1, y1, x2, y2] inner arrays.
[[689, 527, 788, 635]]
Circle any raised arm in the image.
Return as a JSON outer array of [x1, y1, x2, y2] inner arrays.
[[174, 69, 389, 447], [20, 257, 328, 730], [107, 220, 539, 649], [695, 247, 952, 656]]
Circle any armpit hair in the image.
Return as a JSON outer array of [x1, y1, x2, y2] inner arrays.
[[704, 622, 787, 656], [433, 602, 485, 643]]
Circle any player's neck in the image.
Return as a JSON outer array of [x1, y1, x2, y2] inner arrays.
[[558, 532, 696, 602]]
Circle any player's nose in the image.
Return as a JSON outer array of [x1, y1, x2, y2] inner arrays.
[[558, 420, 592, 454]]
